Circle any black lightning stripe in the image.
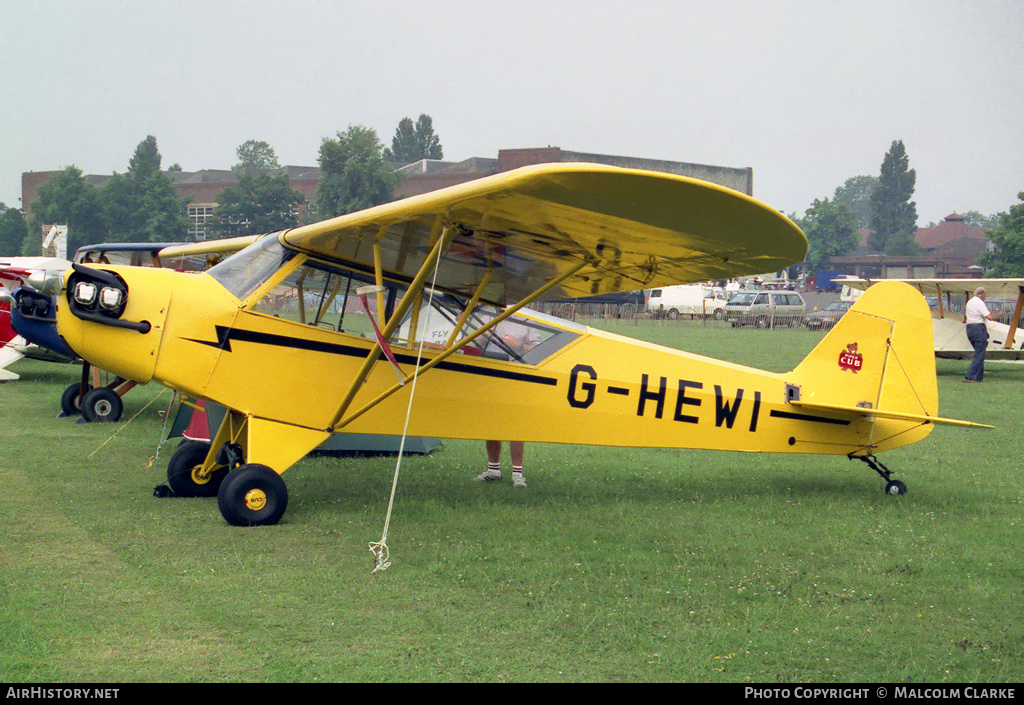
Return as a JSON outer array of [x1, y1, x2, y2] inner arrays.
[[183, 326, 557, 386]]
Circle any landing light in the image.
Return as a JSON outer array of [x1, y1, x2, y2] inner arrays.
[[74, 281, 98, 305], [98, 286, 123, 310]]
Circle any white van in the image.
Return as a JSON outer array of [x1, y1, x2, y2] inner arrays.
[[647, 285, 725, 319]]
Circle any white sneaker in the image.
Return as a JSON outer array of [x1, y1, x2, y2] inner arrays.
[[474, 469, 502, 482], [512, 474, 527, 488]]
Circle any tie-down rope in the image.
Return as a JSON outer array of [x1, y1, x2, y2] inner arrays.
[[368, 246, 445, 573]]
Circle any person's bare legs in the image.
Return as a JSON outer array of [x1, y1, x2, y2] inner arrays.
[[474, 441, 504, 481], [510, 441, 526, 487]]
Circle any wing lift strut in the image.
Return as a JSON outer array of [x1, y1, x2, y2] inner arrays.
[[327, 221, 590, 435]]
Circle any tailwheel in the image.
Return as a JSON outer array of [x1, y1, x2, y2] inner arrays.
[[167, 440, 227, 497], [80, 387, 123, 423], [217, 464, 288, 527], [850, 453, 908, 496], [885, 480, 908, 496]]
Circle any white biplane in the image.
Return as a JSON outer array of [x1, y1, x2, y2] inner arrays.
[[842, 278, 1024, 361]]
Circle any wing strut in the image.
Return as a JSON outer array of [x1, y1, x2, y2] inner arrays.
[[331, 257, 591, 433], [328, 219, 456, 428], [1003, 288, 1024, 349]]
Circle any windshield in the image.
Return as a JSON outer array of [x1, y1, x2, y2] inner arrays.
[[208, 234, 295, 302], [728, 293, 758, 305]]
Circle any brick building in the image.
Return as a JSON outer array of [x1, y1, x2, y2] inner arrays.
[[830, 213, 991, 279], [22, 147, 753, 241]]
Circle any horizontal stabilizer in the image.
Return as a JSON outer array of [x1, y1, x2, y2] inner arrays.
[[789, 400, 993, 429]]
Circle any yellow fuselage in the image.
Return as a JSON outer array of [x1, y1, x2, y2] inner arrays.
[[56, 264, 931, 474]]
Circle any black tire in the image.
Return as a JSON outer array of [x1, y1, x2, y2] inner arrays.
[[60, 382, 93, 416], [167, 440, 226, 497], [713, 308, 725, 320], [667, 309, 679, 321], [885, 480, 908, 496], [80, 387, 123, 423], [217, 464, 288, 527]]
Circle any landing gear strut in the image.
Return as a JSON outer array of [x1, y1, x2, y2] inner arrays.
[[851, 453, 907, 496]]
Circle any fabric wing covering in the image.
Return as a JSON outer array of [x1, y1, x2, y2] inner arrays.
[[281, 163, 808, 307]]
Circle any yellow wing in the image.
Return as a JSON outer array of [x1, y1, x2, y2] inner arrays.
[[158, 235, 263, 260], [844, 277, 1024, 298], [281, 163, 807, 306]]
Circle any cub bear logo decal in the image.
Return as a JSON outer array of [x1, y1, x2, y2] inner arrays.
[[838, 343, 863, 373]]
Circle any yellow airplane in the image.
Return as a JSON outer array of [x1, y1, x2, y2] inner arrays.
[[49, 164, 989, 526], [843, 278, 1024, 361]]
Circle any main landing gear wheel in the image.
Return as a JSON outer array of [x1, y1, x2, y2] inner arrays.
[[80, 387, 123, 423], [60, 383, 93, 416], [167, 440, 227, 497], [217, 464, 288, 527]]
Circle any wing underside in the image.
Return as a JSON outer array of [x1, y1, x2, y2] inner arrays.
[[280, 163, 808, 306]]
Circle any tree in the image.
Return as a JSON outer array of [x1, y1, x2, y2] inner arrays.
[[0, 204, 28, 255], [798, 197, 858, 270], [833, 175, 878, 228], [205, 172, 305, 238], [961, 210, 1001, 230], [26, 165, 107, 254], [383, 114, 443, 163], [233, 140, 280, 172], [978, 192, 1024, 277], [316, 125, 398, 219], [882, 230, 923, 256], [869, 140, 918, 253], [103, 136, 191, 243]]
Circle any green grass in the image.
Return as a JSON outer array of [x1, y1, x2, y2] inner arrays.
[[0, 322, 1021, 682]]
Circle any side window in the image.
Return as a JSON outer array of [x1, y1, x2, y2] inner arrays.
[[396, 295, 581, 365], [250, 259, 382, 339], [755, 294, 768, 304], [244, 257, 582, 366]]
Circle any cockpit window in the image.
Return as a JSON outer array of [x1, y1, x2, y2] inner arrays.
[[241, 252, 582, 366], [208, 234, 295, 302], [395, 292, 581, 365]]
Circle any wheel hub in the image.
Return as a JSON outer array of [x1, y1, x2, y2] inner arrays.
[[244, 488, 267, 511], [190, 465, 210, 485]]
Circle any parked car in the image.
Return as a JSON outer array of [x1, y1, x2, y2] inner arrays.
[[725, 290, 806, 328], [803, 300, 853, 330]]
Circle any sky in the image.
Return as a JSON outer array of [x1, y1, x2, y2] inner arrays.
[[3, 0, 1022, 227]]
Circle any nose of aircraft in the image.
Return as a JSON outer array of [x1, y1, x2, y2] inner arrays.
[[56, 263, 174, 384]]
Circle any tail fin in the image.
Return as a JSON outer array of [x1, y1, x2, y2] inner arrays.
[[788, 281, 943, 452]]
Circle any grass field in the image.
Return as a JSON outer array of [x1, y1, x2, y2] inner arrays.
[[0, 321, 1021, 683]]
